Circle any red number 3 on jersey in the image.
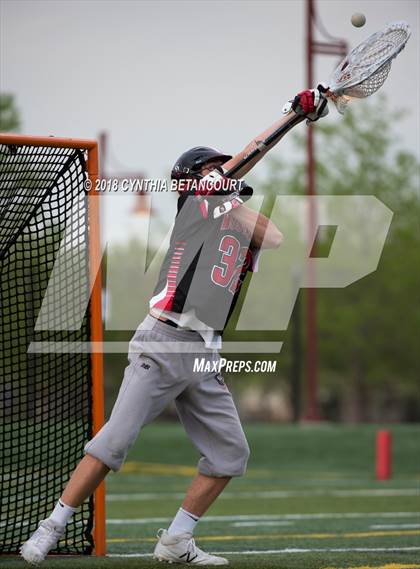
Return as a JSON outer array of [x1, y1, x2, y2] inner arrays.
[[211, 235, 250, 294]]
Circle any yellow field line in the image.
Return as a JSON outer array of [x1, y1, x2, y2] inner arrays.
[[107, 529, 420, 544], [119, 461, 275, 478], [118, 461, 420, 482], [323, 564, 420, 569], [120, 461, 196, 477], [343, 530, 420, 538]]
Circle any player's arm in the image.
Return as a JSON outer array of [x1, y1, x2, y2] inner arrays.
[[222, 86, 329, 179], [231, 205, 283, 250], [202, 186, 282, 249], [222, 114, 298, 179], [205, 180, 281, 248]]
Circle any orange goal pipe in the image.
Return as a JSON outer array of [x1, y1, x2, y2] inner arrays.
[[0, 133, 107, 556], [0, 133, 97, 149], [87, 144, 107, 557]]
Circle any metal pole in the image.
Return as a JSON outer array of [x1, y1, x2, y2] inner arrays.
[[98, 131, 107, 179], [302, 0, 347, 421], [305, 0, 320, 421], [291, 269, 302, 422]]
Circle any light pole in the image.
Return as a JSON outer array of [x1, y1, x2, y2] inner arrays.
[[304, 0, 347, 420]]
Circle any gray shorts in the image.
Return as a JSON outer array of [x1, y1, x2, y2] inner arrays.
[[84, 315, 250, 477]]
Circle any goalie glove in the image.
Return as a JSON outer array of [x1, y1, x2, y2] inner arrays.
[[198, 170, 253, 198], [212, 181, 253, 218], [213, 191, 244, 219], [197, 169, 233, 196], [197, 180, 252, 220], [194, 169, 253, 218], [283, 84, 329, 121]]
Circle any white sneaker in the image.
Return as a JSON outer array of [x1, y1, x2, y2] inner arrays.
[[20, 519, 65, 565], [153, 529, 228, 565]]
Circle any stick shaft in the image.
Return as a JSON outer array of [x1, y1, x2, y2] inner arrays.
[[223, 114, 304, 178]]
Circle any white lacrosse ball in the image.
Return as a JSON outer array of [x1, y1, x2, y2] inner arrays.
[[351, 13, 366, 27]]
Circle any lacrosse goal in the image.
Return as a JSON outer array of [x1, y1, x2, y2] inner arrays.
[[0, 134, 105, 556]]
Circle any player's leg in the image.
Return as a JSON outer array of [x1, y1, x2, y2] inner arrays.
[[158, 473, 230, 545], [154, 353, 249, 565], [20, 455, 109, 565], [176, 364, 250, 486], [21, 337, 185, 565], [182, 472, 231, 516], [61, 454, 110, 507]]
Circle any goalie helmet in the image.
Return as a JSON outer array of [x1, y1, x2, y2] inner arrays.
[[171, 146, 232, 180]]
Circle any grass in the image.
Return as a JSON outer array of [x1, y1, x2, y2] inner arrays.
[[2, 423, 420, 569]]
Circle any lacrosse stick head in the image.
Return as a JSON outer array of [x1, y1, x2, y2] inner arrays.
[[329, 21, 411, 113]]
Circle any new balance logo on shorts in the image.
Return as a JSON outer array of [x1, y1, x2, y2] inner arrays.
[[214, 373, 229, 392], [140, 362, 150, 370], [214, 373, 225, 386]]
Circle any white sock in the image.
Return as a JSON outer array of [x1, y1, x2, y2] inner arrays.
[[167, 507, 200, 536], [49, 499, 77, 527]]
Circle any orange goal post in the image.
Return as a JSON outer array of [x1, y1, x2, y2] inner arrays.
[[0, 134, 106, 556]]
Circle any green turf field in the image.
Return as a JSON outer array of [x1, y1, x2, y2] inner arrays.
[[3, 423, 420, 569]]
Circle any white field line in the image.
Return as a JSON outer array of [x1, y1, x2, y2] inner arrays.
[[370, 524, 420, 530], [107, 488, 419, 501], [232, 521, 293, 527], [108, 546, 420, 558], [107, 512, 420, 525], [6, 512, 418, 530]]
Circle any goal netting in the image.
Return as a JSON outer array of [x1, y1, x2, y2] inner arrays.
[[0, 139, 101, 555]]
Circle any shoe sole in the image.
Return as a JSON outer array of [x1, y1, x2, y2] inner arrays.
[[20, 545, 44, 566], [153, 556, 175, 564]]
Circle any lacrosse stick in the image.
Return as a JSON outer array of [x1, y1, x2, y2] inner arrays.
[[327, 20, 411, 113], [223, 22, 411, 179]]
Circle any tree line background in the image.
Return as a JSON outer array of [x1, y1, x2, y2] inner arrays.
[[1, 93, 419, 422]]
